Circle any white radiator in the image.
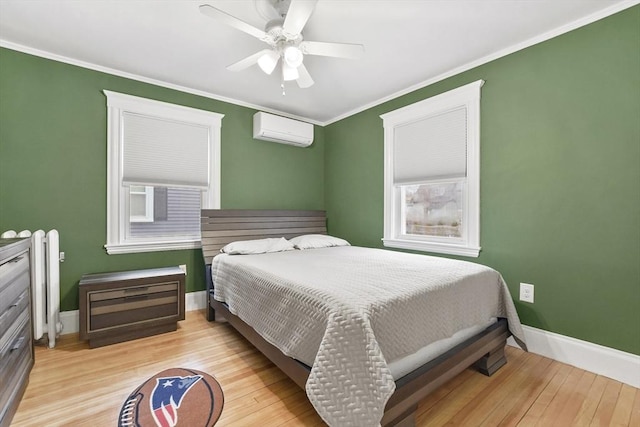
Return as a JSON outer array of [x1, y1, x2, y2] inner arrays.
[[1, 229, 63, 348]]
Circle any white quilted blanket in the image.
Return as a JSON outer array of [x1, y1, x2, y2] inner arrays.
[[211, 246, 526, 426]]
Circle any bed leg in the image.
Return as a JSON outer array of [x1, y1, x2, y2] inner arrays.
[[475, 341, 507, 376], [208, 304, 226, 322]]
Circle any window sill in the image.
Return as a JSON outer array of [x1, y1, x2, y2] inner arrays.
[[105, 240, 201, 255], [382, 238, 480, 258]]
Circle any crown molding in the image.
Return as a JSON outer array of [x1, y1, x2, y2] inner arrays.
[[0, 39, 323, 126], [1, 0, 637, 127]]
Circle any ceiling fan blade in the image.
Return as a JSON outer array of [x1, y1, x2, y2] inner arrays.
[[282, 0, 318, 39], [254, 0, 281, 21], [227, 49, 273, 71], [300, 41, 364, 59], [199, 4, 267, 40], [296, 64, 314, 88]]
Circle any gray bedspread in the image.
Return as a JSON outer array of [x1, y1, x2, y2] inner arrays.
[[211, 246, 526, 426]]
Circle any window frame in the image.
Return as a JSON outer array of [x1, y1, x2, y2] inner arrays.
[[104, 91, 224, 254], [380, 80, 483, 257]]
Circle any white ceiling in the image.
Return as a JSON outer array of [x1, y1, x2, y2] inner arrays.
[[0, 0, 634, 125]]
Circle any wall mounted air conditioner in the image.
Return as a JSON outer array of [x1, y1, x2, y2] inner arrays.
[[253, 112, 314, 147]]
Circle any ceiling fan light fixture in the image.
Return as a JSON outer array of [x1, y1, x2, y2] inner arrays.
[[200, 1, 362, 91], [283, 46, 304, 68], [282, 63, 299, 81], [258, 50, 280, 75]]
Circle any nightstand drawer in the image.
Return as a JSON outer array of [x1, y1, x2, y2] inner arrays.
[[89, 282, 178, 302], [91, 301, 178, 331], [88, 282, 179, 332]]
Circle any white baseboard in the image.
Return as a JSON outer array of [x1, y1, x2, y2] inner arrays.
[[58, 290, 208, 336], [59, 300, 639, 388], [185, 290, 208, 311], [59, 310, 79, 336], [508, 325, 640, 389]]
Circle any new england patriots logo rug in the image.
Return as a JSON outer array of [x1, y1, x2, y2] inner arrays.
[[118, 368, 223, 427]]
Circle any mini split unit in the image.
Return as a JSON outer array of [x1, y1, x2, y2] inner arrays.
[[253, 112, 314, 147]]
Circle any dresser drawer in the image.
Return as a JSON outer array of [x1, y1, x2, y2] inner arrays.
[[0, 341, 31, 423], [0, 289, 29, 338], [0, 254, 29, 316], [0, 310, 30, 367], [0, 311, 31, 395]]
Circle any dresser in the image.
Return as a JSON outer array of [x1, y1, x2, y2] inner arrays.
[[0, 238, 33, 427], [79, 267, 185, 348]]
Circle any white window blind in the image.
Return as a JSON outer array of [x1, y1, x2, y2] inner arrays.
[[393, 107, 467, 184], [122, 113, 210, 189]]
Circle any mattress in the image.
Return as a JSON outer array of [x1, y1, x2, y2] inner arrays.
[[211, 246, 526, 426], [387, 317, 496, 379]]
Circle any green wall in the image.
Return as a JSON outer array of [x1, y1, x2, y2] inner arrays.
[[0, 48, 325, 311], [325, 7, 639, 355]]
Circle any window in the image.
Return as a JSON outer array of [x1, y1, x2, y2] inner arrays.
[[104, 91, 224, 254], [380, 80, 483, 257], [127, 187, 201, 240]]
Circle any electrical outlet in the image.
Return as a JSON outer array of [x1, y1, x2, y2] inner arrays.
[[520, 283, 534, 303], [179, 264, 187, 275]]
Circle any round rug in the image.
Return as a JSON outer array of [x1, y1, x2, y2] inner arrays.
[[118, 367, 224, 427]]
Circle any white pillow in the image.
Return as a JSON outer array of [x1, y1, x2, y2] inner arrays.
[[289, 234, 350, 250], [220, 237, 295, 255]]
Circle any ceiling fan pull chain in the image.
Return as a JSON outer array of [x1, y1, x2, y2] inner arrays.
[[281, 66, 286, 96]]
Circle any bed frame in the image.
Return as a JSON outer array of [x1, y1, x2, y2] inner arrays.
[[201, 209, 510, 427]]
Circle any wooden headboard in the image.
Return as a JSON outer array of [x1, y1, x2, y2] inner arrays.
[[200, 209, 327, 264]]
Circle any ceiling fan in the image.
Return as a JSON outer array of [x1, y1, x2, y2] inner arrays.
[[199, 0, 364, 91]]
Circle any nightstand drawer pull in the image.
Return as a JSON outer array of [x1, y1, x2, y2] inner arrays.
[[124, 294, 149, 302], [125, 287, 148, 293]]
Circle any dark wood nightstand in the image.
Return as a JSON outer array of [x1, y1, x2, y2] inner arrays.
[[79, 267, 185, 348]]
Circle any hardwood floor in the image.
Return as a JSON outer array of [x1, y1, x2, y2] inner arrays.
[[11, 310, 640, 426]]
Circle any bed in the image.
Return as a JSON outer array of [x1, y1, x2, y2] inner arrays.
[[201, 209, 526, 427]]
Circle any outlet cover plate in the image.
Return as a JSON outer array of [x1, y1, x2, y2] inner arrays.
[[520, 283, 534, 303]]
